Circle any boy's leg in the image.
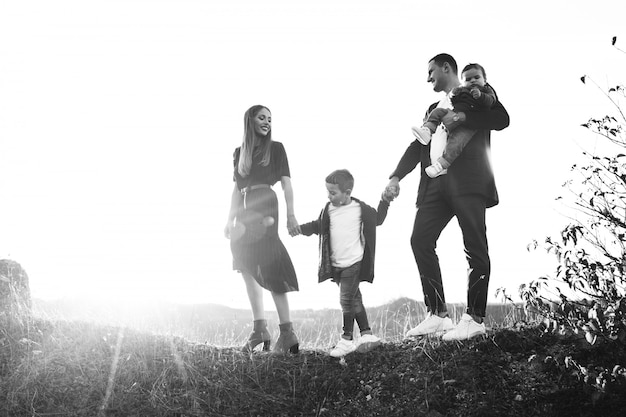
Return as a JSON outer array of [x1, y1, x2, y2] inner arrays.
[[330, 263, 362, 358], [353, 288, 371, 335], [337, 262, 363, 340], [439, 127, 477, 168]]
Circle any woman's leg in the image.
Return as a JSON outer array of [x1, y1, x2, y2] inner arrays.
[[271, 291, 299, 353], [271, 291, 291, 324], [242, 272, 265, 320], [241, 272, 272, 351]]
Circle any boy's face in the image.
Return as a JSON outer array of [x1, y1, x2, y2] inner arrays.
[[462, 68, 486, 87], [253, 108, 272, 137], [326, 183, 351, 207]]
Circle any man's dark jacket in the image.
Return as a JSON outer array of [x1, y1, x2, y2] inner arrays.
[[391, 99, 510, 208]]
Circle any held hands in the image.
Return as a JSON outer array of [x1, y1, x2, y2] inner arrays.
[[470, 87, 481, 99], [287, 214, 301, 237], [382, 179, 400, 202]]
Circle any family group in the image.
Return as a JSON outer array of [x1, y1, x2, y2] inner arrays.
[[223, 53, 510, 358]]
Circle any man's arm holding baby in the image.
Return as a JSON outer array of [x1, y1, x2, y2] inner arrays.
[[441, 99, 509, 132]]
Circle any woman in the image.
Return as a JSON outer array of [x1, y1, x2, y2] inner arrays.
[[224, 105, 300, 354]]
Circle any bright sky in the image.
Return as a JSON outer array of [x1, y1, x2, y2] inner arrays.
[[1, 0, 625, 311]]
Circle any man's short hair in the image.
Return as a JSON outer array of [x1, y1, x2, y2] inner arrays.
[[429, 53, 458, 75], [325, 169, 354, 193]]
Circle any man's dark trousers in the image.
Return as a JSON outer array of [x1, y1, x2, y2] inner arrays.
[[410, 176, 490, 317]]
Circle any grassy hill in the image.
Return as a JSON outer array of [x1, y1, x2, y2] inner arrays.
[[2, 299, 625, 416], [30, 297, 523, 349]]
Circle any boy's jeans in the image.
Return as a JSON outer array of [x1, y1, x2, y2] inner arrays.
[[334, 261, 371, 339]]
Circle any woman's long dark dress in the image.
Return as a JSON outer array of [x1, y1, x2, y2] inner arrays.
[[230, 142, 298, 293]]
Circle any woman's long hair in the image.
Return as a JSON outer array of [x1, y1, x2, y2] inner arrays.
[[238, 105, 272, 177]]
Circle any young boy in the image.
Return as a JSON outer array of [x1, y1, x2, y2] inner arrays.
[[411, 63, 498, 178], [295, 169, 395, 357]]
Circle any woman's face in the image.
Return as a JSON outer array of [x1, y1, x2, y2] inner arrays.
[[253, 108, 272, 137]]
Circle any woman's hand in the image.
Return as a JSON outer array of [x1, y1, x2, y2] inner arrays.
[[287, 215, 300, 236], [224, 221, 233, 239]]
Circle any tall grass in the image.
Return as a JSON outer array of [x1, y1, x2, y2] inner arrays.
[[1, 298, 533, 416], [32, 297, 526, 349]]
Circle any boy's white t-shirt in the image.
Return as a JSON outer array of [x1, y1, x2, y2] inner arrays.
[[429, 92, 453, 164], [328, 200, 364, 268]]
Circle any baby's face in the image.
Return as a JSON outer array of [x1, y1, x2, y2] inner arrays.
[[462, 68, 486, 88]]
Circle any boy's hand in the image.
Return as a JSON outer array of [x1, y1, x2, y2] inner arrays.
[[471, 87, 481, 99], [382, 183, 399, 202]]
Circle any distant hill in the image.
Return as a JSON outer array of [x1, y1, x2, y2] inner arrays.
[[32, 297, 523, 347]]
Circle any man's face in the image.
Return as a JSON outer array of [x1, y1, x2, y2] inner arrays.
[[427, 60, 446, 92]]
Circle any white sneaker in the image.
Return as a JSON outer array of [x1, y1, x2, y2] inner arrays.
[[425, 162, 447, 178], [330, 338, 356, 358], [412, 126, 432, 145], [441, 313, 486, 341], [356, 334, 381, 353], [405, 313, 455, 338]]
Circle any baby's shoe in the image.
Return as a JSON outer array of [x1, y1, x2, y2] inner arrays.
[[425, 162, 447, 178], [330, 337, 356, 358], [412, 126, 432, 145]]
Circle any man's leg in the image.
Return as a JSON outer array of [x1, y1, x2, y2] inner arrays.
[[406, 179, 456, 337], [411, 180, 454, 314], [441, 194, 489, 341], [452, 194, 490, 319]]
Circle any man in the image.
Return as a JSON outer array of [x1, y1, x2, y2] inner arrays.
[[385, 53, 509, 341]]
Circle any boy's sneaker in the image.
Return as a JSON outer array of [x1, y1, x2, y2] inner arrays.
[[405, 313, 455, 338], [412, 126, 432, 145], [330, 338, 356, 358], [425, 161, 447, 178], [356, 334, 381, 353], [441, 313, 486, 341]]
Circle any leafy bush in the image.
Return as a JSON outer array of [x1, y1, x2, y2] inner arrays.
[[521, 36, 626, 396]]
